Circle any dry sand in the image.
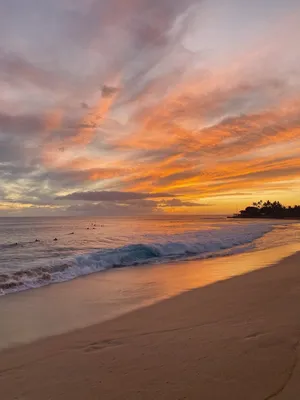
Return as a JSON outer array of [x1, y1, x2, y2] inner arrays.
[[1, 252, 300, 400]]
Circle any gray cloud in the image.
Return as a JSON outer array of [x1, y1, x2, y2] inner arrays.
[[64, 0, 201, 107], [57, 190, 176, 202], [62, 196, 211, 216], [0, 49, 74, 91], [160, 199, 209, 207], [80, 102, 89, 109], [0, 111, 44, 135], [101, 85, 120, 98], [66, 200, 161, 216]]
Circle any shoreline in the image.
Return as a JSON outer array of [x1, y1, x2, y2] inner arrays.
[[1, 242, 299, 350], [0, 218, 274, 297], [1, 250, 300, 399]]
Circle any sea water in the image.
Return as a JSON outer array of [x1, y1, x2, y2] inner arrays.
[[0, 215, 299, 295]]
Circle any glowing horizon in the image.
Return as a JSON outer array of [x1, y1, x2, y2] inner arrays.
[[1, 0, 300, 216]]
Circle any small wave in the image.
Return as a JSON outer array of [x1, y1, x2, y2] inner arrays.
[[0, 243, 21, 250], [0, 240, 42, 250], [0, 223, 273, 295]]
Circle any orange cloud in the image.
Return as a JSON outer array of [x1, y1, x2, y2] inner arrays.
[[70, 92, 117, 146], [112, 93, 300, 199]]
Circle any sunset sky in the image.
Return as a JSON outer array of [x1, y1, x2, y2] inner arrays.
[[1, 0, 300, 216]]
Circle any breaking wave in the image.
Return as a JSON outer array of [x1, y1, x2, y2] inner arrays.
[[0, 223, 273, 295]]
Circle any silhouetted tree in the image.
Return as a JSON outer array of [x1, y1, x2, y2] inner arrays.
[[234, 200, 300, 219]]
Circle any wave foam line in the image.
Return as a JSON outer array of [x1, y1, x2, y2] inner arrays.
[[0, 223, 273, 295]]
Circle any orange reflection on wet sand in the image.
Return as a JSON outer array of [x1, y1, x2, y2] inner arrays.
[[0, 242, 299, 349]]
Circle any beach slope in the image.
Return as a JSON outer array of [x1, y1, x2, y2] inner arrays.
[[1, 252, 300, 399]]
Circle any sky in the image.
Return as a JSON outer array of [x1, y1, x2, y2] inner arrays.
[[1, 0, 300, 216]]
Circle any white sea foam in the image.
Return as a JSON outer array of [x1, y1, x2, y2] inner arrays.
[[0, 222, 273, 295]]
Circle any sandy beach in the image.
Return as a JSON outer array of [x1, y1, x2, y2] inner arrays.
[[1, 252, 300, 399]]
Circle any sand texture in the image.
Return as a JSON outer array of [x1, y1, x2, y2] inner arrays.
[[1, 252, 300, 399]]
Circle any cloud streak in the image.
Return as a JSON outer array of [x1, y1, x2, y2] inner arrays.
[[57, 191, 176, 201], [1, 0, 300, 215]]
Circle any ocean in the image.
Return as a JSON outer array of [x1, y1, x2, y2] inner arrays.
[[1, 215, 300, 296]]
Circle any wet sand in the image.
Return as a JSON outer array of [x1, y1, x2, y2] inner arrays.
[[1, 242, 299, 350], [1, 251, 300, 399]]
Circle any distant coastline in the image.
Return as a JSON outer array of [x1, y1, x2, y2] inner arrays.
[[229, 215, 300, 220], [230, 200, 300, 219]]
